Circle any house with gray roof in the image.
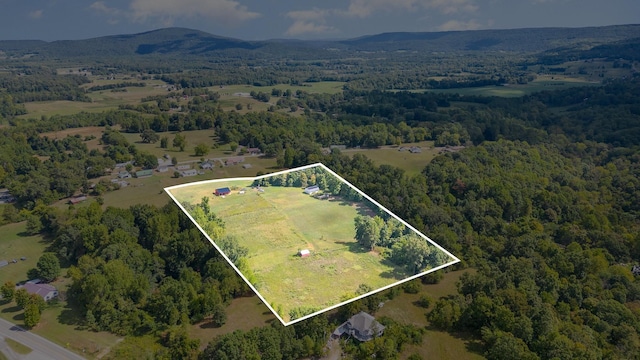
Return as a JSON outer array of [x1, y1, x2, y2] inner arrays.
[[23, 283, 59, 301], [332, 312, 385, 342]]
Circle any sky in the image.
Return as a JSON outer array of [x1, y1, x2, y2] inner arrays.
[[0, 0, 638, 41]]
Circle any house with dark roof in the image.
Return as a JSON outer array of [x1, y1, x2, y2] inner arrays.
[[332, 312, 385, 342], [215, 187, 231, 196], [23, 283, 58, 301]]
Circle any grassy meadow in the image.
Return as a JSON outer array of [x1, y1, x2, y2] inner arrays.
[[421, 76, 599, 97], [343, 141, 439, 177], [169, 176, 454, 323]]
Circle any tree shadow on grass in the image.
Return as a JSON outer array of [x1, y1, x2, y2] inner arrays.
[[56, 302, 87, 331], [12, 313, 24, 322], [425, 325, 485, 356], [198, 321, 223, 329], [2, 305, 22, 313], [378, 259, 411, 280], [334, 241, 369, 254]]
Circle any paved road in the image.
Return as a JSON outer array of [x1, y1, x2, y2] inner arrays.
[[0, 318, 85, 360]]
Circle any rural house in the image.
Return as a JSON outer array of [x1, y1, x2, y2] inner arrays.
[[179, 169, 198, 177], [200, 160, 214, 170], [215, 187, 231, 196], [23, 283, 59, 301], [135, 169, 153, 178], [332, 312, 385, 342], [225, 156, 245, 165], [304, 185, 320, 195]]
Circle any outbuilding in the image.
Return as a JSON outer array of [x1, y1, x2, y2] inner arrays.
[[215, 187, 231, 196], [304, 185, 320, 195], [298, 249, 311, 258]]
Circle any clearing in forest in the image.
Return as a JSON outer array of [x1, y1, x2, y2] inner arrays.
[[165, 163, 459, 325]]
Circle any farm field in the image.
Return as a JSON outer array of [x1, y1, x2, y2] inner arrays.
[[18, 79, 169, 119], [421, 76, 599, 97], [167, 165, 458, 324], [342, 141, 439, 177]]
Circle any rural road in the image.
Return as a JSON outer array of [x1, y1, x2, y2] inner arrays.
[[0, 318, 85, 360]]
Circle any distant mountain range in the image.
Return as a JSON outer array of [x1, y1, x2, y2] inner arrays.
[[1, 24, 640, 59]]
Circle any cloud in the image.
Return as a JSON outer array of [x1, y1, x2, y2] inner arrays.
[[28, 9, 43, 19], [90, 1, 121, 16], [285, 21, 337, 36], [129, 0, 261, 25], [437, 19, 483, 31], [285, 8, 338, 36], [344, 0, 478, 18]]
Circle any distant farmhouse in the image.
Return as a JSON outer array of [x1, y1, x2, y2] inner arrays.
[[118, 171, 132, 179], [179, 169, 198, 177], [23, 283, 59, 301], [200, 160, 215, 170], [176, 164, 191, 171], [225, 156, 245, 166], [304, 185, 320, 195], [215, 187, 231, 196], [135, 169, 153, 178], [333, 312, 385, 342]]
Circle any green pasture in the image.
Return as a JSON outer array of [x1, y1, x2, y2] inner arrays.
[[421, 77, 599, 97], [343, 141, 439, 176], [188, 296, 274, 349], [169, 180, 453, 322], [214, 81, 345, 96], [18, 80, 168, 119], [0, 222, 48, 285]]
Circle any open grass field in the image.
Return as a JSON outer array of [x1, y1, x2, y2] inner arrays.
[[169, 169, 456, 323], [188, 296, 275, 349], [0, 222, 49, 285], [214, 81, 345, 96], [18, 79, 169, 119], [343, 141, 439, 177], [422, 76, 599, 97]]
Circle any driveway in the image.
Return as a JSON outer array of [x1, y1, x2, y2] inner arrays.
[[0, 318, 85, 360]]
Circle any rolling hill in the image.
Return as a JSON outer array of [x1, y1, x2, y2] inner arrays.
[[1, 24, 640, 59]]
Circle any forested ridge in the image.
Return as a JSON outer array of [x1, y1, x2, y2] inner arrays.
[[0, 59, 639, 359]]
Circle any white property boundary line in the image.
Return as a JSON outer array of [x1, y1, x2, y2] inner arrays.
[[165, 163, 461, 326]]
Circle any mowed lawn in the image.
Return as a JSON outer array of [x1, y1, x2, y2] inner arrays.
[[169, 183, 412, 322], [0, 222, 48, 285]]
